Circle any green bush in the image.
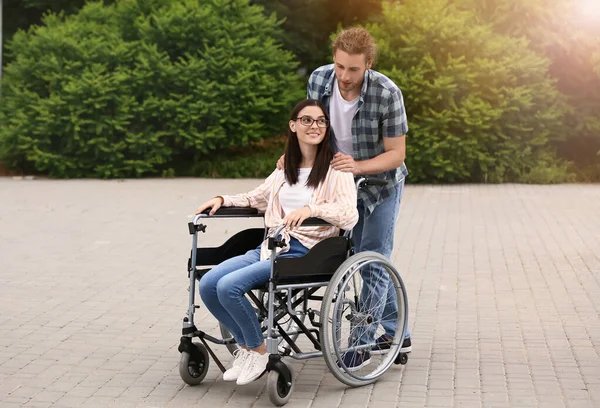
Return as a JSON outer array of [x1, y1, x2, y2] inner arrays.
[[185, 136, 285, 178], [0, 0, 303, 178], [456, 0, 600, 182], [517, 150, 576, 184], [252, 0, 386, 72], [368, 0, 572, 183]]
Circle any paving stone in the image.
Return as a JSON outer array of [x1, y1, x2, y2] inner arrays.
[[1, 180, 599, 407]]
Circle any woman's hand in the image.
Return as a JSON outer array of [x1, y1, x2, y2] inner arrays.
[[283, 206, 312, 229], [195, 197, 224, 215]]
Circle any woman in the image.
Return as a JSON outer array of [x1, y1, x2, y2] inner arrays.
[[195, 99, 358, 386]]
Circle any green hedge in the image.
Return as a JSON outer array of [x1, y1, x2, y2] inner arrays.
[[0, 0, 303, 178], [184, 137, 285, 179], [1, 0, 596, 183], [455, 0, 600, 183], [368, 0, 572, 183]]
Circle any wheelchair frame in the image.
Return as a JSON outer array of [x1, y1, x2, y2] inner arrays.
[[178, 177, 410, 405]]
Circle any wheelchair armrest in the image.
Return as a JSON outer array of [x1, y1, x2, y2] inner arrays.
[[200, 207, 263, 217], [191, 207, 264, 232], [300, 217, 332, 226]]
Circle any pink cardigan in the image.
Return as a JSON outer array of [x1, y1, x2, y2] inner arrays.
[[221, 167, 359, 260]]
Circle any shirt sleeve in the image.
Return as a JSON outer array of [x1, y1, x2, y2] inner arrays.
[[307, 169, 359, 231], [221, 169, 280, 213], [307, 70, 319, 100], [381, 88, 409, 138]]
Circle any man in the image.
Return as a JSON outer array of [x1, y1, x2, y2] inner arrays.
[[307, 27, 411, 369]]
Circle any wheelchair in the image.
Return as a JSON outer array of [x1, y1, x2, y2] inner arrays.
[[178, 177, 410, 406]]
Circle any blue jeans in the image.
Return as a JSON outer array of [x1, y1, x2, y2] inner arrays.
[[354, 179, 410, 343], [198, 238, 309, 349]]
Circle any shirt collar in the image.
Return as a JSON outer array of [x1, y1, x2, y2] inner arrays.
[[324, 68, 335, 96], [359, 70, 370, 101], [323, 67, 370, 102]]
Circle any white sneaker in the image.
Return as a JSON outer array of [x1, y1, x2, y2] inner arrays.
[[222, 348, 248, 382], [236, 351, 269, 385]]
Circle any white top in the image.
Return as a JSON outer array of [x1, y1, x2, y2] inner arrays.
[[279, 168, 314, 216], [330, 78, 360, 155]]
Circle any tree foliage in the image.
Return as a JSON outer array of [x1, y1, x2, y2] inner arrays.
[[1, 0, 598, 182], [251, 0, 384, 71], [0, 0, 303, 178], [369, 0, 570, 183], [2, 0, 112, 54], [455, 0, 600, 178]]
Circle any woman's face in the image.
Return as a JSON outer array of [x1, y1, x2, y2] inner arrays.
[[289, 106, 328, 147]]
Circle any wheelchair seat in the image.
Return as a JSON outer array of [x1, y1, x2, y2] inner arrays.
[[191, 229, 351, 287], [273, 236, 352, 285]]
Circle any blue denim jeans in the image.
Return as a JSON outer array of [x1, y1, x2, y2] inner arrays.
[[354, 179, 410, 343], [198, 238, 309, 349]]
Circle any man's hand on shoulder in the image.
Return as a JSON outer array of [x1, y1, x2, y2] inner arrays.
[[277, 154, 285, 170], [331, 153, 363, 175]]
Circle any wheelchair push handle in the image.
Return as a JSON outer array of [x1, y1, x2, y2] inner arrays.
[[357, 176, 387, 188]]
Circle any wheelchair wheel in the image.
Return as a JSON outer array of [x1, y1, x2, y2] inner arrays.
[[220, 290, 306, 356], [267, 360, 294, 406], [179, 342, 209, 385], [320, 251, 408, 387]]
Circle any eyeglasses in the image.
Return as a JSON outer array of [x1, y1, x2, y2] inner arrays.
[[295, 116, 329, 128]]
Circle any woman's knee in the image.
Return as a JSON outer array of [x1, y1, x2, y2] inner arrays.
[[215, 276, 242, 304], [198, 274, 218, 304]]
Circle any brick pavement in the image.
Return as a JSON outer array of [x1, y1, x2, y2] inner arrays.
[[1, 178, 599, 408]]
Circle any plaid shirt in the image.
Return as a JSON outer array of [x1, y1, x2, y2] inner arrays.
[[307, 64, 409, 214], [221, 167, 359, 260]]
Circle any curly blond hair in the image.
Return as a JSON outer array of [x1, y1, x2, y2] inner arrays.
[[332, 27, 377, 63]]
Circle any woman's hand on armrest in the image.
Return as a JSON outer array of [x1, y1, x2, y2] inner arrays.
[[195, 196, 224, 215], [283, 206, 312, 229]]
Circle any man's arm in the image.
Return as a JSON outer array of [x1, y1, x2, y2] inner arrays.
[[331, 135, 406, 175], [357, 135, 406, 174], [354, 86, 408, 174]]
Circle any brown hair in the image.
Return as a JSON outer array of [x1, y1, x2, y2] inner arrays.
[[332, 27, 377, 63], [285, 99, 333, 188]]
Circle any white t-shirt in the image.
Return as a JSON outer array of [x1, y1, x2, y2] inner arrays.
[[330, 78, 359, 155], [279, 168, 314, 216]]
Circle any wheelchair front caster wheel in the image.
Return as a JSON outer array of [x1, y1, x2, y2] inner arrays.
[[267, 367, 294, 406], [395, 352, 409, 365], [179, 342, 209, 385]]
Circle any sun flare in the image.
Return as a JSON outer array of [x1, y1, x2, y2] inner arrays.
[[578, 0, 600, 21]]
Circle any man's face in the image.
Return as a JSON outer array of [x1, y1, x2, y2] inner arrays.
[[333, 50, 372, 95]]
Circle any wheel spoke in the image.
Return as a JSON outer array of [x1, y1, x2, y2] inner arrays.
[[320, 252, 409, 386]]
